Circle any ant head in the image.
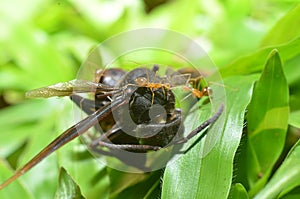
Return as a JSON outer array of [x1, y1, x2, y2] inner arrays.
[[203, 86, 212, 96], [135, 77, 149, 87]]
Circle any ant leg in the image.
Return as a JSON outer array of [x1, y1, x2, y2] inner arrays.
[[173, 104, 224, 144], [0, 97, 126, 190]]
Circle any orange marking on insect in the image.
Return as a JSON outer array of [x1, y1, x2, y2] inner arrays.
[[183, 86, 211, 99], [135, 76, 171, 105], [135, 77, 171, 90]]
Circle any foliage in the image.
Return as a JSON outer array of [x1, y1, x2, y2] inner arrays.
[[0, 0, 300, 199]]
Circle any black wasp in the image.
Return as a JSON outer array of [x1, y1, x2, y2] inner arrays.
[[0, 65, 224, 189]]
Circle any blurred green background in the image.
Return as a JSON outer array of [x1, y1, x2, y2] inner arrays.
[[0, 0, 300, 199]]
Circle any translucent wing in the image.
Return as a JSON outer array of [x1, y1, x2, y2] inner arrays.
[[26, 79, 117, 98], [168, 73, 191, 87]]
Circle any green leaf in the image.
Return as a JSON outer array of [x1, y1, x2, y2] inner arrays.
[[0, 100, 53, 132], [289, 110, 300, 128], [108, 170, 162, 199], [143, 179, 161, 199], [0, 25, 75, 90], [0, 160, 33, 199], [162, 75, 257, 199], [56, 139, 110, 199], [246, 50, 289, 196], [281, 193, 300, 199], [228, 183, 249, 199], [0, 98, 71, 198], [254, 140, 300, 199], [260, 4, 300, 46], [108, 169, 149, 197], [220, 37, 300, 83], [55, 167, 85, 199], [280, 187, 300, 199]]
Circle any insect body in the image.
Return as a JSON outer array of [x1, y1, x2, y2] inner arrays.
[[0, 65, 224, 189]]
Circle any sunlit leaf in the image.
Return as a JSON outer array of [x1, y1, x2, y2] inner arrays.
[[246, 50, 289, 197], [108, 170, 162, 199], [254, 140, 300, 199], [289, 110, 300, 128], [0, 97, 74, 198], [260, 4, 300, 46], [50, 129, 110, 199], [220, 37, 300, 78], [55, 167, 85, 199], [0, 1, 298, 198], [0, 160, 33, 199], [228, 183, 249, 199], [162, 75, 257, 198]]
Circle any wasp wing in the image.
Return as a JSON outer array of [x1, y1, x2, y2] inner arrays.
[[26, 79, 117, 98]]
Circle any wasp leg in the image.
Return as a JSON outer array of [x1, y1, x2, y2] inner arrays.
[[97, 140, 161, 152], [173, 104, 224, 144], [90, 131, 162, 152], [89, 126, 154, 170], [0, 97, 126, 190], [90, 144, 150, 171]]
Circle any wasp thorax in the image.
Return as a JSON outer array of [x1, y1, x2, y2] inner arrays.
[[129, 87, 175, 125]]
